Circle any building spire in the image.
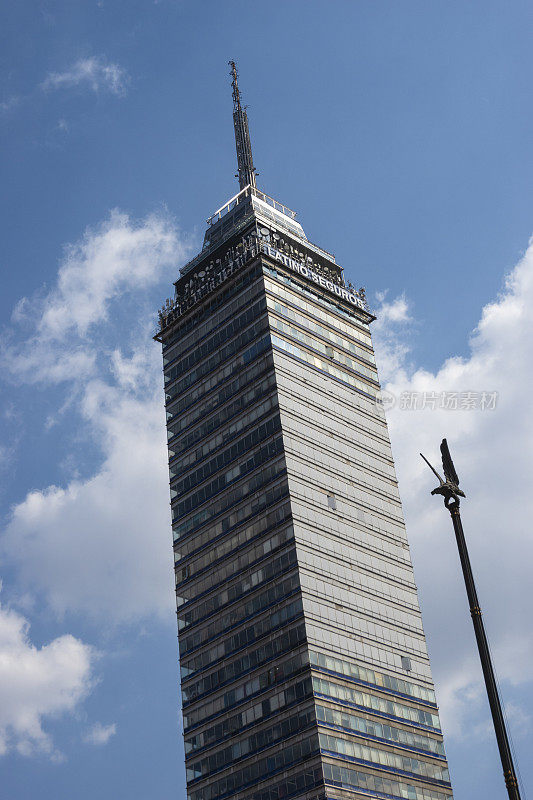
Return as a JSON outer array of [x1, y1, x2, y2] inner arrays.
[[229, 61, 257, 190]]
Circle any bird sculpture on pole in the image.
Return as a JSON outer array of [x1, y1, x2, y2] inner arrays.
[[421, 439, 522, 800], [420, 438, 465, 506]]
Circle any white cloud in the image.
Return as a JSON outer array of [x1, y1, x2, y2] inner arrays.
[[0, 600, 95, 758], [41, 57, 129, 96], [372, 236, 533, 741], [1, 210, 190, 625], [3, 192, 531, 756], [36, 210, 179, 339], [372, 292, 413, 381], [2, 210, 185, 385], [3, 372, 173, 623], [83, 722, 116, 746]]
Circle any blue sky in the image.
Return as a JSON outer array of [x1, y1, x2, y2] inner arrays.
[[1, 2, 532, 799]]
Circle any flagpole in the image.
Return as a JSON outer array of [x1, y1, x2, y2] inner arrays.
[[422, 440, 521, 800], [445, 495, 520, 800]]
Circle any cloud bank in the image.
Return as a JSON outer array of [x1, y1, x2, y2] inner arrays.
[[2, 210, 190, 625], [2, 205, 532, 751], [372, 237, 533, 739]]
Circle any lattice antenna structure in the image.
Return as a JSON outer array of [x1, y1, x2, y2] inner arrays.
[[229, 60, 257, 190]]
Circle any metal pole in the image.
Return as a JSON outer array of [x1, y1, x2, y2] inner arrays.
[[421, 440, 522, 799], [446, 497, 521, 800]]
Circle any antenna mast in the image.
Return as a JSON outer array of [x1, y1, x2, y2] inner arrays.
[[229, 61, 257, 190]]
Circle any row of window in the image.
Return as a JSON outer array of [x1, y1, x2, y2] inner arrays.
[[306, 602, 428, 662], [183, 650, 309, 732], [302, 549, 420, 620], [175, 516, 293, 602], [172, 437, 284, 522], [316, 704, 444, 757], [178, 547, 297, 630], [162, 263, 262, 353], [271, 335, 379, 400], [312, 677, 440, 730], [182, 623, 306, 707], [309, 651, 436, 706], [179, 571, 300, 657], [304, 578, 424, 642], [323, 762, 452, 800], [165, 317, 270, 405], [164, 297, 267, 386], [187, 733, 319, 800], [270, 316, 378, 385], [301, 515, 411, 580], [267, 296, 376, 367], [263, 270, 372, 345], [245, 765, 323, 800], [165, 328, 270, 413], [163, 277, 264, 367], [187, 706, 316, 783], [175, 501, 291, 582], [185, 675, 312, 753], [263, 265, 372, 347], [172, 458, 286, 541], [170, 415, 282, 499], [171, 398, 277, 482], [167, 370, 276, 453], [173, 471, 288, 546], [273, 354, 390, 452], [298, 503, 410, 576], [166, 349, 272, 430], [319, 732, 450, 784], [181, 597, 303, 677]]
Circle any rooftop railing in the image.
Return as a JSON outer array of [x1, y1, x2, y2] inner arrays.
[[206, 185, 297, 227]]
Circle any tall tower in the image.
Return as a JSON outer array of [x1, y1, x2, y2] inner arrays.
[[155, 64, 453, 800]]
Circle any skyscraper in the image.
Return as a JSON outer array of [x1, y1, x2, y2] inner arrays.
[[155, 63, 453, 800]]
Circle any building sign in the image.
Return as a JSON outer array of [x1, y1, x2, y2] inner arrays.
[[261, 244, 365, 310]]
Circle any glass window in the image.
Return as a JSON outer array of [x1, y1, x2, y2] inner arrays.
[[315, 703, 444, 756], [172, 438, 284, 522], [163, 277, 263, 366], [263, 270, 372, 343], [269, 316, 378, 383], [271, 334, 379, 400], [183, 653, 310, 731], [181, 623, 307, 706], [166, 352, 273, 425], [323, 762, 452, 800], [174, 505, 292, 587], [178, 546, 297, 629], [170, 415, 282, 498], [181, 597, 303, 677], [327, 493, 337, 511], [178, 572, 301, 657], [312, 675, 440, 730], [318, 732, 450, 783], [188, 705, 316, 781], [265, 293, 375, 365], [309, 650, 436, 705], [187, 734, 319, 800]]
